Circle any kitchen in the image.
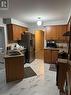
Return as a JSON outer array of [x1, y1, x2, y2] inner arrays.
[[0, 0, 71, 95]]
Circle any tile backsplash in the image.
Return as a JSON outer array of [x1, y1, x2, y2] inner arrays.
[[56, 43, 68, 48], [44, 40, 68, 48], [7, 43, 24, 50]]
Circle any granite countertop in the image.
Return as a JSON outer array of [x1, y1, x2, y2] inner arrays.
[[44, 47, 68, 52], [4, 49, 24, 58], [44, 47, 62, 51], [58, 58, 68, 63], [58, 58, 71, 66]]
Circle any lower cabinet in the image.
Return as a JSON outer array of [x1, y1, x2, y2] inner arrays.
[[44, 49, 52, 63], [5, 56, 24, 82], [44, 49, 58, 64], [52, 50, 58, 63]]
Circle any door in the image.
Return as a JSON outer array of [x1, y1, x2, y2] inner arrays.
[[0, 27, 5, 84], [0, 27, 5, 51], [35, 30, 44, 59]]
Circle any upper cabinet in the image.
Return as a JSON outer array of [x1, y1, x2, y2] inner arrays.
[[57, 25, 67, 41], [45, 25, 68, 42], [7, 24, 28, 43]]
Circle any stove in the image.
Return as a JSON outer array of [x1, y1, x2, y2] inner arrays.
[[58, 51, 68, 59]]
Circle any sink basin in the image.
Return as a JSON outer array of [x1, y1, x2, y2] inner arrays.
[[8, 50, 21, 56]]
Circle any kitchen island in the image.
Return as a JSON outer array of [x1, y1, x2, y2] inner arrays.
[[4, 50, 24, 82]]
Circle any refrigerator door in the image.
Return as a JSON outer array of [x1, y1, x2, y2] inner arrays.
[[21, 32, 35, 63]]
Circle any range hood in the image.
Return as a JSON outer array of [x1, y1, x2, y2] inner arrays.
[[63, 31, 71, 36]]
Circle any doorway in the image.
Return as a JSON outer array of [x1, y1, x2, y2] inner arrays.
[[0, 27, 5, 63], [0, 27, 5, 51], [0, 27, 5, 86]]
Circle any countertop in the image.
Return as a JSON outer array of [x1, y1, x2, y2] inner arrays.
[[58, 58, 68, 63], [44, 47, 68, 52], [4, 49, 24, 58], [58, 58, 71, 66], [44, 47, 59, 50]]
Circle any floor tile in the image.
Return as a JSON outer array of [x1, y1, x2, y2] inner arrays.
[[0, 59, 59, 95]]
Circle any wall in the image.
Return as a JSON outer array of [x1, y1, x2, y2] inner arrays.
[[28, 16, 69, 34], [67, 8, 71, 23], [28, 8, 71, 34], [3, 18, 28, 27], [28, 23, 45, 34], [11, 18, 28, 27], [0, 27, 5, 50], [43, 19, 67, 26]]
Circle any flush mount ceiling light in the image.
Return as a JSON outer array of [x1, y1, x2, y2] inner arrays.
[[37, 17, 42, 26]]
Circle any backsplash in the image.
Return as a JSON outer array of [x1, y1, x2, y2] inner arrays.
[[7, 43, 24, 50], [56, 43, 68, 48], [44, 40, 68, 48], [44, 40, 68, 53]]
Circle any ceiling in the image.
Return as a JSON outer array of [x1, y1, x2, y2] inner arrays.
[[0, 0, 71, 25]]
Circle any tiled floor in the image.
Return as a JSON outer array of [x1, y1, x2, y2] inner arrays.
[[0, 59, 59, 95]]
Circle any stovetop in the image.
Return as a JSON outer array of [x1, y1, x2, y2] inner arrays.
[[58, 51, 68, 59]]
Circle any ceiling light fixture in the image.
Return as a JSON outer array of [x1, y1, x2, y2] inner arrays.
[[37, 17, 42, 26]]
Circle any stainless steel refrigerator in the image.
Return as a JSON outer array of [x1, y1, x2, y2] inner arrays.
[[21, 32, 35, 63]]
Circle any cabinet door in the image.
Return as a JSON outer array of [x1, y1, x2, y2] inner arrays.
[[7, 24, 28, 42], [13, 25, 21, 40], [46, 26, 58, 40], [49, 26, 57, 40], [45, 25, 68, 42], [52, 50, 58, 64], [5, 56, 24, 82], [44, 49, 52, 63], [46, 27, 52, 40], [7, 24, 13, 42], [57, 25, 67, 42]]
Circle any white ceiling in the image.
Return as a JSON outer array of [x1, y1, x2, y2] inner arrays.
[[0, 0, 71, 24]]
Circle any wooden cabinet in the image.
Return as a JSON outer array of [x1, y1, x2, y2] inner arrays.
[[56, 62, 67, 92], [46, 26, 58, 40], [44, 49, 58, 64], [44, 49, 52, 63], [57, 25, 67, 41], [52, 50, 58, 63], [45, 25, 68, 42], [7, 24, 28, 42], [35, 30, 44, 59], [5, 56, 24, 82]]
